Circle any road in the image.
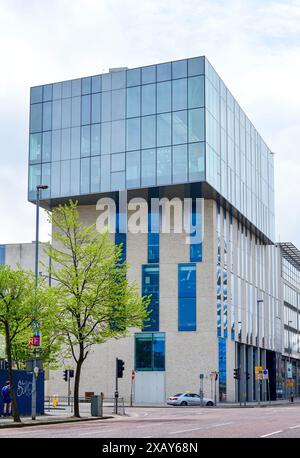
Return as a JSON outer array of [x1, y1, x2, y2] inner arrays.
[[1, 405, 300, 438]]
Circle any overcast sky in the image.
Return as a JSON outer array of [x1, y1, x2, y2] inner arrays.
[[0, 0, 299, 247]]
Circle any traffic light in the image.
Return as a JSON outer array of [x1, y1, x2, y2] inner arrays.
[[63, 370, 68, 382], [234, 368, 240, 380], [69, 370, 74, 378], [246, 371, 250, 380], [117, 359, 125, 378]]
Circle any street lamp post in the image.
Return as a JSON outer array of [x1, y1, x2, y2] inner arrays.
[[31, 184, 48, 420]]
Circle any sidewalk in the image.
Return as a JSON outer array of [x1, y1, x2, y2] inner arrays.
[[125, 398, 300, 409]]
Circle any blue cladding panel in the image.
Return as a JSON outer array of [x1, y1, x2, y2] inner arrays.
[[0, 246, 5, 265], [142, 265, 159, 332], [178, 263, 196, 331]]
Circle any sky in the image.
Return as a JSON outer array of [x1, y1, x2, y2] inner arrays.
[[0, 0, 299, 246]]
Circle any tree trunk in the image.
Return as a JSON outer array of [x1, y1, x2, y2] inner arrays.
[[5, 323, 21, 423], [73, 356, 84, 418]]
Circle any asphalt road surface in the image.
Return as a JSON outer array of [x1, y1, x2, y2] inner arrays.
[[1, 405, 300, 438]]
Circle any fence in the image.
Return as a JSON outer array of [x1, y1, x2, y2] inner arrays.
[[44, 395, 126, 416]]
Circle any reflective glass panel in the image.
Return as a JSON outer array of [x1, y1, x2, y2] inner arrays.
[[29, 133, 42, 162], [91, 156, 101, 193], [51, 130, 61, 161], [157, 62, 171, 82], [157, 113, 171, 147], [126, 151, 140, 188], [172, 59, 187, 79], [101, 122, 111, 155], [157, 147, 171, 185], [142, 84, 156, 115], [80, 157, 90, 194], [30, 103, 42, 133], [71, 97, 81, 127], [91, 124, 101, 156], [43, 101, 52, 131], [188, 76, 204, 109], [61, 128, 71, 160], [157, 81, 171, 113], [112, 89, 125, 120], [141, 149, 156, 186], [91, 93, 101, 124], [127, 86, 141, 118], [173, 144, 187, 183], [188, 108, 205, 142], [81, 95, 91, 125], [172, 110, 187, 145], [81, 125, 90, 157], [112, 120, 125, 153], [172, 78, 187, 111], [62, 98, 71, 129], [142, 115, 156, 149], [42, 131, 51, 162], [189, 142, 205, 181], [126, 118, 140, 151]]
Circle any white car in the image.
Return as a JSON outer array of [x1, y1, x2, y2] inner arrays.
[[167, 392, 214, 406]]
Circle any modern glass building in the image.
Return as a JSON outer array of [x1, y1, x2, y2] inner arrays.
[[28, 56, 281, 403]]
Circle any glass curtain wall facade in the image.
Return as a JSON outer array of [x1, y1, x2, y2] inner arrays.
[[28, 56, 274, 241]]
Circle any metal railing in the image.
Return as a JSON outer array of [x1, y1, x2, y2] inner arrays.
[[44, 395, 126, 415]]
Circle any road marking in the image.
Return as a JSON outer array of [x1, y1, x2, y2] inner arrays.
[[211, 422, 233, 427], [289, 425, 300, 429], [142, 436, 153, 438], [260, 430, 283, 438], [169, 427, 202, 434], [79, 429, 114, 436]]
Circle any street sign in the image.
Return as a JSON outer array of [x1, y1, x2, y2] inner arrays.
[[33, 367, 39, 377], [263, 369, 269, 380], [28, 336, 40, 347], [287, 380, 294, 388], [255, 366, 263, 381], [199, 373, 204, 379]]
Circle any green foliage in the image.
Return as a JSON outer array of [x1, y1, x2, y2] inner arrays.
[[44, 200, 150, 363]]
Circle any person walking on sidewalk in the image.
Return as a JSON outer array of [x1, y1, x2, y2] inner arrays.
[[1, 381, 12, 417]]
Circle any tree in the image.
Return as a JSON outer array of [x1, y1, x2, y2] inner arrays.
[[0, 265, 61, 422], [44, 201, 149, 418], [0, 266, 37, 422]]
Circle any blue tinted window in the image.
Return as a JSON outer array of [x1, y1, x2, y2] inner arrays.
[[52, 100, 62, 130], [172, 59, 187, 79], [43, 84, 52, 102], [157, 81, 171, 113], [29, 164, 41, 195], [126, 151, 140, 188], [112, 120, 125, 153], [61, 160, 71, 196], [29, 133, 42, 162], [51, 161, 60, 197], [81, 125, 90, 157], [91, 124, 101, 156], [101, 91, 111, 122], [188, 57, 204, 76], [178, 263, 196, 331], [127, 86, 141, 118], [71, 96, 81, 127], [92, 75, 101, 93], [173, 144, 187, 183], [31, 86, 43, 104], [112, 70, 126, 89], [91, 93, 101, 124], [71, 79, 81, 97], [101, 155, 110, 191], [142, 65, 156, 84], [148, 207, 159, 264], [172, 110, 187, 145], [127, 68, 141, 87], [141, 149, 156, 186], [188, 76, 204, 109], [111, 153, 125, 172], [30, 103, 42, 133], [112, 89, 125, 120], [101, 122, 111, 155], [157, 62, 171, 82], [188, 108, 205, 142], [42, 131, 51, 162], [142, 84, 156, 116], [142, 115, 156, 149], [81, 95, 91, 125], [157, 113, 171, 147], [189, 142, 205, 181], [218, 337, 227, 400], [157, 147, 171, 185], [81, 77, 91, 95], [126, 118, 140, 151], [71, 127, 80, 159], [80, 157, 90, 194], [111, 171, 125, 190], [70, 159, 80, 195], [115, 232, 126, 264], [91, 155, 101, 193], [142, 265, 159, 331], [0, 246, 5, 265], [62, 81, 71, 98], [51, 130, 61, 161], [41, 163, 51, 198], [52, 82, 62, 100], [172, 78, 187, 111], [61, 128, 71, 160], [190, 198, 203, 262], [102, 73, 111, 91], [135, 333, 165, 371], [61, 98, 71, 129]]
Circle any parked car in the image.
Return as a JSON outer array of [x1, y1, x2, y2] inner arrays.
[[167, 392, 214, 406]]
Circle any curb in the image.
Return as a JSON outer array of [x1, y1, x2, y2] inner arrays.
[[0, 416, 113, 429]]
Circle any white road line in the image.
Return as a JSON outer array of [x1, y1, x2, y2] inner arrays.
[[260, 430, 283, 438], [142, 436, 153, 438], [169, 427, 202, 435], [212, 422, 233, 427], [79, 429, 114, 436], [289, 425, 300, 429]]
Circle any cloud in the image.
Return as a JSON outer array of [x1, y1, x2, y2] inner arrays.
[[0, 0, 299, 246]]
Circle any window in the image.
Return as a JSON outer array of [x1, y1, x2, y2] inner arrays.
[[157, 81, 171, 113], [30, 103, 42, 133], [188, 108, 205, 143], [112, 120, 125, 153], [42, 101, 52, 131], [190, 199, 203, 262], [157, 113, 171, 147], [157, 147, 171, 185], [61, 160, 71, 196], [188, 76, 204, 109], [81, 125, 90, 157], [172, 59, 187, 79], [29, 164, 41, 195], [51, 130, 61, 161], [30, 86, 43, 104], [81, 95, 91, 125], [126, 150, 141, 188], [82, 77, 91, 95], [142, 265, 159, 331], [91, 124, 101, 156], [148, 206, 159, 264], [178, 264, 196, 331], [189, 142, 205, 181], [62, 98, 71, 128], [61, 128, 71, 160], [126, 118, 140, 151], [172, 79, 187, 111], [91, 93, 101, 124], [91, 156, 101, 193], [92, 75, 101, 93], [142, 115, 156, 149], [29, 133, 42, 162], [127, 68, 141, 87], [43, 83, 52, 101], [71, 97, 81, 127], [172, 110, 187, 145], [188, 57, 204, 76], [42, 131, 51, 162], [52, 100, 62, 130], [142, 65, 156, 84], [142, 84, 156, 115], [80, 157, 90, 194], [173, 144, 187, 183], [112, 89, 125, 120], [72, 79, 81, 97], [135, 333, 165, 371], [141, 149, 156, 187], [157, 62, 171, 82], [127, 86, 141, 118], [111, 153, 125, 172]]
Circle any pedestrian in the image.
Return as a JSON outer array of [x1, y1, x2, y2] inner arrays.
[[290, 390, 294, 403], [1, 381, 12, 417]]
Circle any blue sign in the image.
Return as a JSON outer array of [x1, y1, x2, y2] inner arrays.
[[0, 369, 44, 416]]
